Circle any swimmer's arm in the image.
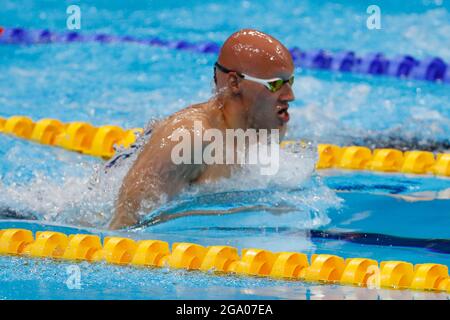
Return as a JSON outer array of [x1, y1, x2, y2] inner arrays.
[[141, 205, 296, 227], [109, 121, 206, 230]]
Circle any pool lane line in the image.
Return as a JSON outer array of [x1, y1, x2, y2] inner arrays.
[[309, 229, 450, 254], [0, 27, 449, 84], [238, 227, 450, 255], [0, 227, 449, 293]]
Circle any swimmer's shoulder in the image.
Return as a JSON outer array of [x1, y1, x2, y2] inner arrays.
[[155, 101, 215, 134]]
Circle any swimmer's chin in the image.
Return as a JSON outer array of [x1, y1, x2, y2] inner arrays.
[[276, 115, 289, 128]]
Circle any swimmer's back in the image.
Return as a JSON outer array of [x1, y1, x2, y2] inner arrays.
[[105, 102, 218, 172]]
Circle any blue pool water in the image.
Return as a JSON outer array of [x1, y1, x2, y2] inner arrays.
[[1, 0, 450, 299]]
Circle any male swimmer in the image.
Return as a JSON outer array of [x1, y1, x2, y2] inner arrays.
[[109, 29, 295, 229]]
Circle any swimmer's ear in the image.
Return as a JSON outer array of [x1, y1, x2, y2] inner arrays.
[[227, 72, 241, 95]]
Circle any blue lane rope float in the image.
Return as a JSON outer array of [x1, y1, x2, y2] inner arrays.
[[1, 27, 449, 84], [0, 27, 221, 53]]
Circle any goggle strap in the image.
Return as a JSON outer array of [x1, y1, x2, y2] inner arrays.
[[215, 61, 294, 92]]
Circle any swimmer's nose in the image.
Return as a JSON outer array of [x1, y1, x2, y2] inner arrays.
[[278, 83, 295, 102]]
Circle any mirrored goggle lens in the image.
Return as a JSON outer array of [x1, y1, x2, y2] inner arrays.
[[268, 76, 294, 92], [288, 76, 294, 86], [268, 79, 285, 92]]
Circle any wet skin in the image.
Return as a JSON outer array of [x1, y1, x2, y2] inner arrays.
[[109, 29, 295, 229]]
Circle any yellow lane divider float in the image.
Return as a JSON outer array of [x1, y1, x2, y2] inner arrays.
[[0, 228, 449, 293], [0, 115, 449, 176]]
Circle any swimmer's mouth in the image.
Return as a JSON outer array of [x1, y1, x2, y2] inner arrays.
[[277, 105, 290, 123]]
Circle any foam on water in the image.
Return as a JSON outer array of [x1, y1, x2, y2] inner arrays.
[[134, 142, 340, 231]]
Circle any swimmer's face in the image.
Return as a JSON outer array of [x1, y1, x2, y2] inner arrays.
[[240, 64, 295, 136], [216, 29, 296, 137]]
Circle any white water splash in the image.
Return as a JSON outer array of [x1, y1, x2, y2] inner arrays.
[[0, 136, 340, 230]]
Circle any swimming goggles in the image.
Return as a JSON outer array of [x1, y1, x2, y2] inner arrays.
[[214, 62, 294, 93]]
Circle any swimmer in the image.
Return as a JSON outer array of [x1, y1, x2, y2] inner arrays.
[[109, 29, 295, 229]]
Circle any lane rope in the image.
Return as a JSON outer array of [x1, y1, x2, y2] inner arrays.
[[1, 27, 449, 84], [0, 227, 449, 293], [1, 115, 449, 177]]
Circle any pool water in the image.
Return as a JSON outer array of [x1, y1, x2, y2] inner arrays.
[[1, 0, 450, 299]]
